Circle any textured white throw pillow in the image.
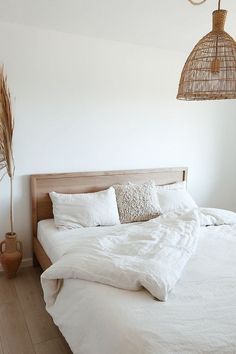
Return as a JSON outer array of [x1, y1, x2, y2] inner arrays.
[[156, 182, 197, 213], [50, 187, 120, 229], [113, 180, 160, 223]]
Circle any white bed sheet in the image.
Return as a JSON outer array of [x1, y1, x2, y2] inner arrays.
[[39, 219, 236, 353]]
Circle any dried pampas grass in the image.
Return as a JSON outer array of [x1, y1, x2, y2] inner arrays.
[[0, 66, 15, 234]]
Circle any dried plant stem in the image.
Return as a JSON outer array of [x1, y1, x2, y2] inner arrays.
[[10, 176, 14, 235], [0, 66, 15, 234]]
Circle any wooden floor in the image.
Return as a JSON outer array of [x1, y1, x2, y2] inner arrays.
[[0, 267, 72, 354]]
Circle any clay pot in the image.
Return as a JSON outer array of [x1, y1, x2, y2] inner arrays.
[[0, 233, 22, 278]]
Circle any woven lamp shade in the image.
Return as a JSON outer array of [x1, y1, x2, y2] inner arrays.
[[177, 9, 236, 100]]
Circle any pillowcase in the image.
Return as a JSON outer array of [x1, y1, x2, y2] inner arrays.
[[49, 187, 120, 229], [156, 181, 186, 191], [113, 180, 160, 223], [156, 182, 197, 213]]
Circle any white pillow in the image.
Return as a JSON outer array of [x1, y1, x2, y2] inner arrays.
[[156, 182, 197, 213], [113, 180, 160, 223], [156, 181, 186, 191], [49, 187, 120, 229]]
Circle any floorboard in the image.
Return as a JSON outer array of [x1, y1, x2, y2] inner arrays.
[[0, 268, 72, 354], [0, 277, 17, 304], [0, 300, 35, 354], [34, 338, 72, 354]]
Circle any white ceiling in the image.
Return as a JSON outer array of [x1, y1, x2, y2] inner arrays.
[[0, 0, 236, 52]]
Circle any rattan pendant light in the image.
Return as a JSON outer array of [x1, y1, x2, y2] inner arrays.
[[177, 0, 236, 100]]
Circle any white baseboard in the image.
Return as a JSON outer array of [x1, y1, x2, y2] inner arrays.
[[21, 257, 33, 268], [0, 257, 33, 272]]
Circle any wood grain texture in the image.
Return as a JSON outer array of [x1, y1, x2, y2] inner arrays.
[[31, 167, 187, 270], [0, 267, 72, 354], [34, 337, 72, 354], [0, 276, 17, 304], [0, 301, 35, 354], [25, 308, 61, 345], [14, 267, 44, 313]]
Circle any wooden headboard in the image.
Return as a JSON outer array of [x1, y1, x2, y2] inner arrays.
[[31, 167, 188, 238]]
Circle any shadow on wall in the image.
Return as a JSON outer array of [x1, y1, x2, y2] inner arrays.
[[207, 101, 236, 211]]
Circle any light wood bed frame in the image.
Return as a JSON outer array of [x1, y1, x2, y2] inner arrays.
[[31, 167, 188, 270]]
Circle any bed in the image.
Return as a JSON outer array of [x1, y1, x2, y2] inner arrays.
[[31, 167, 236, 354], [31, 167, 188, 270]]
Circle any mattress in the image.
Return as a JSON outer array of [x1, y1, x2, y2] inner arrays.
[[39, 219, 236, 353]]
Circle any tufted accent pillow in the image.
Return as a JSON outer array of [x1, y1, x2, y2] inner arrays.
[[113, 181, 160, 223]]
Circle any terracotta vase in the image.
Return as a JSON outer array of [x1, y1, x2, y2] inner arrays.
[[0, 233, 22, 278]]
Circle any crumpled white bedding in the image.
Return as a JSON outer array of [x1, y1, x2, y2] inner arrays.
[[38, 219, 143, 263], [40, 208, 236, 354], [42, 209, 201, 302]]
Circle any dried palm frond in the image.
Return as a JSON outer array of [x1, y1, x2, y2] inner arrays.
[[0, 67, 14, 178], [0, 66, 15, 234]]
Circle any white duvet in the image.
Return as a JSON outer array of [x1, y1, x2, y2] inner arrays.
[[42, 209, 201, 303], [41, 208, 236, 353]]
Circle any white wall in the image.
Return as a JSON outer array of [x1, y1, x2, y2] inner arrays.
[[0, 21, 235, 260]]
